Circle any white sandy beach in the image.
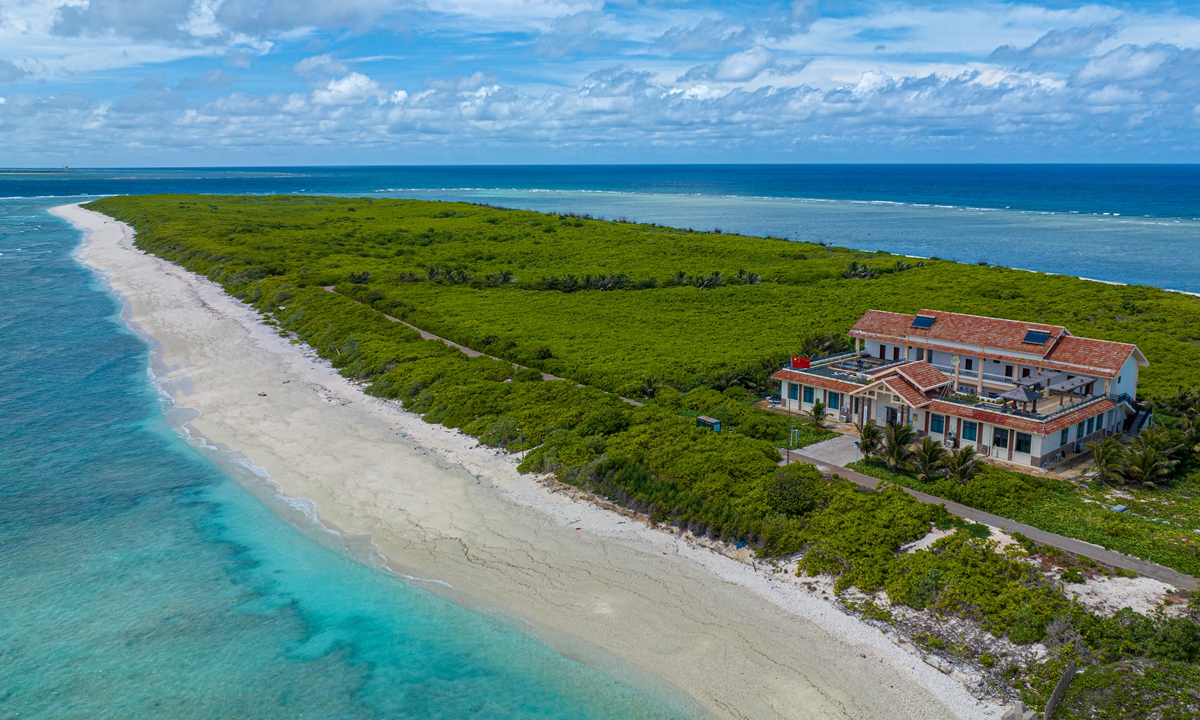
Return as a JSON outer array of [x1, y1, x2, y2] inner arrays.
[[55, 202, 1001, 720]]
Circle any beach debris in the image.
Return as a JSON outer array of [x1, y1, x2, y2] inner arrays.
[[1001, 701, 1036, 720], [258, 392, 266, 396], [1110, 504, 1127, 513]]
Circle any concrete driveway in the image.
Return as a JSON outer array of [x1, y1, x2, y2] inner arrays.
[[799, 433, 861, 467]]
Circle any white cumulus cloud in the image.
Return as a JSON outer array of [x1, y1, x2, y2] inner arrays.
[[712, 47, 774, 82], [312, 72, 382, 105]]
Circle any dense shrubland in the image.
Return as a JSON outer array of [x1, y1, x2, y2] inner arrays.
[[89, 194, 1200, 399], [87, 194, 1200, 716]]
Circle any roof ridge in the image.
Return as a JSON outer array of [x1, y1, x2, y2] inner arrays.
[[917, 308, 1066, 332]]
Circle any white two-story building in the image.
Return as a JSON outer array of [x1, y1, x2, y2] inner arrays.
[[772, 309, 1149, 468]]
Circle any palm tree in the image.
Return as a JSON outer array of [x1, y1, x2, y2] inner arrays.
[[882, 422, 915, 471], [912, 437, 948, 482], [638, 375, 661, 400], [1119, 435, 1177, 487], [1141, 426, 1181, 455], [943, 446, 981, 484], [1086, 436, 1124, 484], [807, 399, 828, 428], [1177, 416, 1200, 456], [842, 261, 880, 280], [710, 370, 742, 392], [799, 332, 852, 360], [855, 420, 882, 459]]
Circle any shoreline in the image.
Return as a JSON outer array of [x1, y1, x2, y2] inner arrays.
[[53, 202, 1001, 720]]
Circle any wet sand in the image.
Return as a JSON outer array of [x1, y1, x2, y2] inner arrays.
[[55, 202, 999, 720]]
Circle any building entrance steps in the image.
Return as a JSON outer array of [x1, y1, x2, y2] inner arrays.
[[779, 445, 1199, 592]]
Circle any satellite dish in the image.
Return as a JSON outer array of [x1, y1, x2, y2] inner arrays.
[[951, 355, 960, 367]]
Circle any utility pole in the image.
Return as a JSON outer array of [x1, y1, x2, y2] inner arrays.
[[787, 417, 794, 464]]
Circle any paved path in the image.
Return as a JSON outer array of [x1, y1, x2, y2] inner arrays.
[[799, 433, 861, 467], [783, 451, 1198, 591], [321, 286, 643, 406]]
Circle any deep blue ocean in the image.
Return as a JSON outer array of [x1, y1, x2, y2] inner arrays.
[[2, 166, 1198, 718], [5, 165, 1200, 292]]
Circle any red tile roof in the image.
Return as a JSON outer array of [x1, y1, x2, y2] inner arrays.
[[895, 361, 953, 392], [849, 309, 1142, 378], [882, 376, 933, 408], [851, 309, 1064, 354], [771, 369, 861, 394], [1043, 336, 1140, 377]]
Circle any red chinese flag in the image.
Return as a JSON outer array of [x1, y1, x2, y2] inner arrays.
[[791, 356, 810, 369]]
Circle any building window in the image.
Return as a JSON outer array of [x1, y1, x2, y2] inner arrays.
[[1060, 429, 1069, 447], [993, 427, 1009, 449], [1086, 417, 1095, 435], [879, 345, 886, 359], [1015, 432, 1032, 454], [930, 414, 945, 434], [1004, 365, 1014, 378], [1022, 367, 1031, 378], [916, 348, 925, 361], [788, 383, 799, 401], [962, 421, 977, 441], [964, 358, 974, 371], [1076, 421, 1086, 441], [803, 386, 814, 403], [828, 392, 841, 410], [893, 346, 901, 361]]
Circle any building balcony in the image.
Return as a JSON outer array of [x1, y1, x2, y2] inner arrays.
[[929, 363, 1021, 387], [935, 390, 1110, 423]]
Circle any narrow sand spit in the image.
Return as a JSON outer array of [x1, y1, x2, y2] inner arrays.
[[55, 203, 1001, 720]]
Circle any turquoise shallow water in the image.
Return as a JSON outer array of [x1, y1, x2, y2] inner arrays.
[[0, 198, 695, 719]]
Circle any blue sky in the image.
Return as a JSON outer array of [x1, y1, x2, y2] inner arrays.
[[2, 0, 1199, 165]]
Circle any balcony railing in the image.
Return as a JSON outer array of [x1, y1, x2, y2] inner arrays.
[[936, 391, 1112, 423], [791, 352, 909, 381], [931, 364, 1016, 386], [808, 350, 859, 367]]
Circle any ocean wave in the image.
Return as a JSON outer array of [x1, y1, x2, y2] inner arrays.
[[368, 186, 1200, 223]]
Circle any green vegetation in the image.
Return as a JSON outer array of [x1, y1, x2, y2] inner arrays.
[[87, 194, 1200, 399], [85, 194, 1200, 716], [852, 460, 1200, 577], [1024, 622, 1200, 720], [850, 411, 1200, 577]]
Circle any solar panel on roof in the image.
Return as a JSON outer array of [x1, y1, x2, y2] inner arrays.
[[1023, 329, 1051, 345], [911, 315, 936, 329]]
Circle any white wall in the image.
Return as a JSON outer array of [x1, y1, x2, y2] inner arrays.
[[864, 339, 901, 360], [1114, 354, 1139, 399], [782, 381, 849, 417]]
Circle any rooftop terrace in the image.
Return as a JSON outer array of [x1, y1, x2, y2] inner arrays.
[[779, 351, 1130, 427]]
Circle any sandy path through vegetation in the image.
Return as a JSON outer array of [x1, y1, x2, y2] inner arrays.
[[55, 203, 1000, 720]]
